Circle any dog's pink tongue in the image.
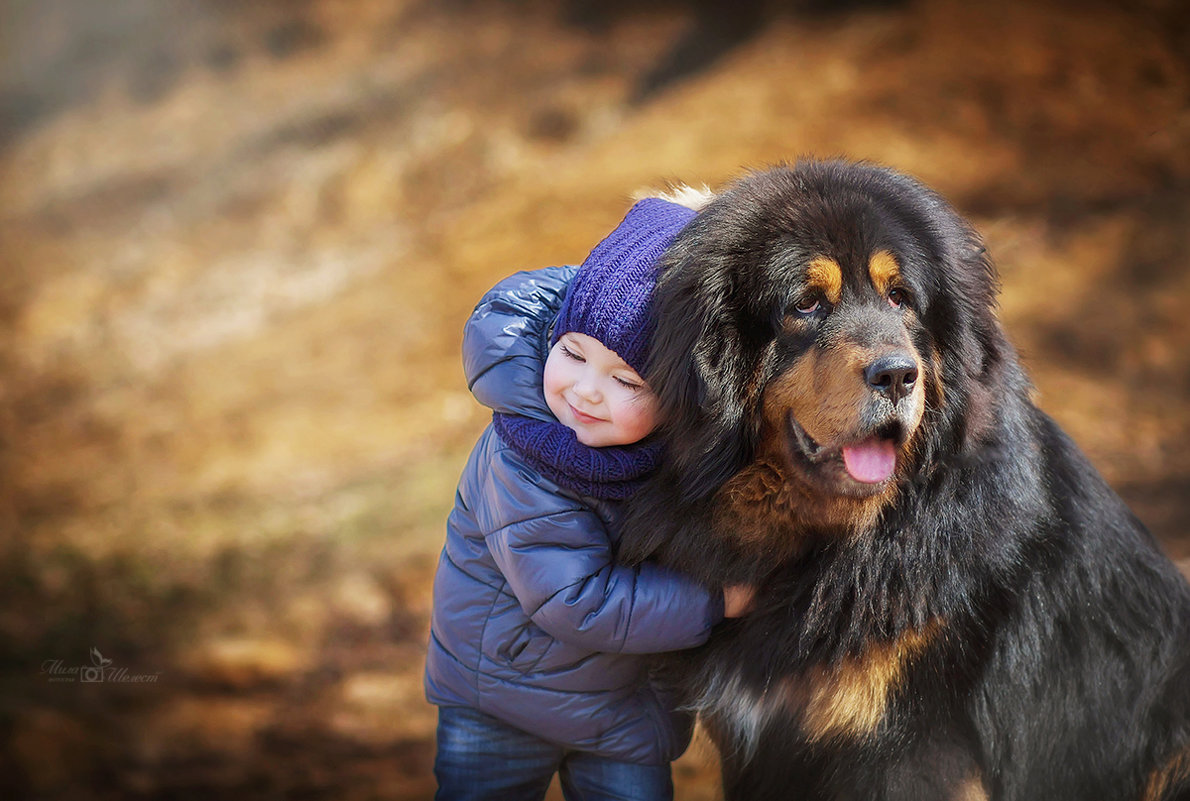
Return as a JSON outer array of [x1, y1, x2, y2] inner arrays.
[[842, 438, 897, 484]]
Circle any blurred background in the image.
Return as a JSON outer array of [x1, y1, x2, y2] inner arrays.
[[0, 0, 1187, 798]]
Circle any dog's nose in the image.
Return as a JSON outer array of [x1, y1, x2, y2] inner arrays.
[[865, 355, 918, 403]]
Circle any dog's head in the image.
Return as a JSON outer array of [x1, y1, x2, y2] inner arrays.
[[645, 160, 1008, 540]]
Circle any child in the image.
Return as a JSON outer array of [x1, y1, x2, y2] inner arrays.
[[425, 197, 752, 801]]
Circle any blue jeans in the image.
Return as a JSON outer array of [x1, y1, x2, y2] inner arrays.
[[434, 705, 674, 801]]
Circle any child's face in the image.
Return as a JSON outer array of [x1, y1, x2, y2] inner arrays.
[[543, 332, 660, 447]]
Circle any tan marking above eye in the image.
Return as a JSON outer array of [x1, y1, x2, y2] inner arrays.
[[807, 256, 843, 306], [869, 250, 901, 297]]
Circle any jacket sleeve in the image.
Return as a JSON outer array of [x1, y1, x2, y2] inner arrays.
[[463, 265, 578, 418], [481, 448, 724, 654]]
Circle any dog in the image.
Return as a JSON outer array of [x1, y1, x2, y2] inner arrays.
[[620, 160, 1190, 801]]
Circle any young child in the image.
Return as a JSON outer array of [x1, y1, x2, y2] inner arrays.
[[425, 197, 751, 801]]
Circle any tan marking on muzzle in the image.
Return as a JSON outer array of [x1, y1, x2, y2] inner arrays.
[[739, 343, 900, 534], [762, 341, 875, 448]]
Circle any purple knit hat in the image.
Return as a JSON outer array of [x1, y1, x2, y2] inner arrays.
[[552, 198, 697, 375]]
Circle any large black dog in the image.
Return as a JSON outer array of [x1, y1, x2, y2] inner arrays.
[[620, 160, 1190, 801]]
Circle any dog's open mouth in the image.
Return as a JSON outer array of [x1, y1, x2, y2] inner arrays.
[[785, 413, 902, 488]]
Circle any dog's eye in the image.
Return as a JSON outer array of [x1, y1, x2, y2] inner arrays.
[[795, 296, 824, 315], [888, 288, 909, 308]]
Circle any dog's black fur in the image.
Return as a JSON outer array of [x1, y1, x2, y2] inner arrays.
[[620, 160, 1190, 801]]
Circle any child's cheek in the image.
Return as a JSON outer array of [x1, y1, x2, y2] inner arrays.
[[617, 392, 660, 439], [541, 349, 574, 422]]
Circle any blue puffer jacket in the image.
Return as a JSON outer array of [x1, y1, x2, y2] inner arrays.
[[424, 264, 724, 766]]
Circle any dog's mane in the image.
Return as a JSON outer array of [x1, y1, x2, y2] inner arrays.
[[620, 160, 1044, 655], [612, 160, 1190, 800]]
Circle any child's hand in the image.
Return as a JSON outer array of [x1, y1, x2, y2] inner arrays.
[[723, 584, 757, 618]]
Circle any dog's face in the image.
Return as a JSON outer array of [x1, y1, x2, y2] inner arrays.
[[761, 248, 928, 504], [646, 161, 1001, 541]]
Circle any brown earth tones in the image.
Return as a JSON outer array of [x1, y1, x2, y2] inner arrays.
[[1, 0, 1187, 798]]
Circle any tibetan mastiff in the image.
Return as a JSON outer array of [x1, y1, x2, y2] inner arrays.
[[620, 160, 1190, 801]]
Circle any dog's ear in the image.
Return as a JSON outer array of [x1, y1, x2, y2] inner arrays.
[[930, 229, 1017, 455], [646, 229, 762, 505], [621, 240, 759, 564]]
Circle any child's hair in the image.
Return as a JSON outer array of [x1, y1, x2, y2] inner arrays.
[[552, 198, 697, 376]]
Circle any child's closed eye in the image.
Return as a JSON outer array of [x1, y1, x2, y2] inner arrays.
[[614, 376, 643, 390], [560, 345, 585, 362]]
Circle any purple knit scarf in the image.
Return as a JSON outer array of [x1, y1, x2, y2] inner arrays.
[[491, 412, 663, 501]]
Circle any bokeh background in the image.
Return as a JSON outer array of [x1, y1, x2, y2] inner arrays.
[[1, 0, 1187, 798]]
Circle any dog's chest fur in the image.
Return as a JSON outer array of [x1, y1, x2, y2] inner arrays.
[[691, 621, 939, 758]]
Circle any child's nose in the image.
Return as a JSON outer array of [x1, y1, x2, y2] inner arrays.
[[574, 372, 601, 401]]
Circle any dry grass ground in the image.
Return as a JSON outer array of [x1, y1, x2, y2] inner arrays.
[[0, 0, 1187, 798]]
